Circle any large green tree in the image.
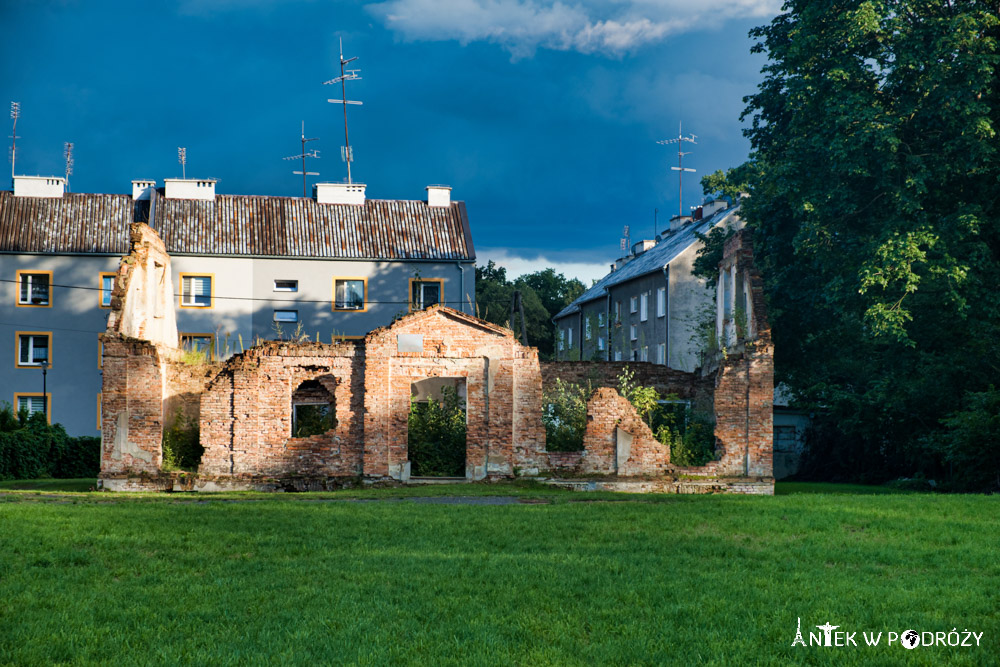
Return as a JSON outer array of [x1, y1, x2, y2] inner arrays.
[[736, 1, 1000, 486]]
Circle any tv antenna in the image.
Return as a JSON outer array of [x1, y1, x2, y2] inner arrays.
[[9, 101, 21, 180], [283, 121, 320, 197], [620, 225, 631, 255], [63, 142, 73, 192], [657, 121, 697, 219], [323, 37, 362, 184], [177, 147, 187, 179]]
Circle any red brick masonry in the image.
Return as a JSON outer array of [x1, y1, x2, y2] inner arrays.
[[100, 228, 772, 494]]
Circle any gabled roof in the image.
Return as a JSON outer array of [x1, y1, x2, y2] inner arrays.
[[0, 190, 475, 261], [554, 205, 741, 319]]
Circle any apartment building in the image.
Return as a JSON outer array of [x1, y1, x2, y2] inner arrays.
[[554, 200, 741, 371], [0, 175, 475, 435]]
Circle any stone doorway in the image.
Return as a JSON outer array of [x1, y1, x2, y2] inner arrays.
[[407, 377, 468, 478]]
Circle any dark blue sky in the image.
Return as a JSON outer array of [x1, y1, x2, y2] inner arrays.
[[1, 0, 777, 282]]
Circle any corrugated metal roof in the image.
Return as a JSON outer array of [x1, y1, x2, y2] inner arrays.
[[0, 191, 134, 254], [554, 205, 741, 319], [0, 190, 475, 260]]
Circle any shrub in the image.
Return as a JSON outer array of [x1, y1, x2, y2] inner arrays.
[[0, 403, 100, 480], [542, 379, 590, 451], [408, 386, 467, 477], [162, 411, 203, 472], [933, 387, 1000, 492]]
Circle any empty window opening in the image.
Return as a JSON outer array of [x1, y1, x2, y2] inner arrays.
[[291, 377, 337, 438], [408, 377, 467, 477]]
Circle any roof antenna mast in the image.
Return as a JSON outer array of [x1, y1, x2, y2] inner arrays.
[[283, 121, 320, 197], [657, 121, 697, 219], [63, 142, 73, 192], [177, 147, 187, 179], [323, 37, 362, 184], [9, 101, 21, 182]]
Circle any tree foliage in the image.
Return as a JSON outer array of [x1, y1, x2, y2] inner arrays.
[[738, 0, 1000, 488], [408, 387, 467, 477], [0, 404, 100, 480], [475, 261, 586, 359]]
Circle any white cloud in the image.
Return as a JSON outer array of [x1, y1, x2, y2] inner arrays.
[[366, 0, 780, 57], [478, 247, 610, 285]]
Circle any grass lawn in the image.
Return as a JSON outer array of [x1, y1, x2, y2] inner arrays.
[[0, 483, 996, 665]]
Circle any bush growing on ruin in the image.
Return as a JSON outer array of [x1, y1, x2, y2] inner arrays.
[[162, 412, 203, 472], [542, 379, 590, 452], [408, 386, 467, 477]]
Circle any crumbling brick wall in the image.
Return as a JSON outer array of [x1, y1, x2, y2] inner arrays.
[[100, 335, 167, 474], [710, 230, 773, 477], [578, 388, 672, 476], [99, 224, 771, 490], [199, 342, 365, 477], [363, 308, 547, 480]]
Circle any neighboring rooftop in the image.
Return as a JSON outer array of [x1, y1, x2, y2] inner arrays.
[[0, 186, 474, 260], [555, 203, 741, 319]]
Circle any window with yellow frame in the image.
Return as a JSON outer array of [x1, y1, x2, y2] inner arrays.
[[178, 273, 214, 309], [99, 272, 116, 308], [332, 277, 367, 311], [14, 393, 50, 423], [15, 331, 51, 369], [409, 278, 443, 311], [15, 270, 52, 307]]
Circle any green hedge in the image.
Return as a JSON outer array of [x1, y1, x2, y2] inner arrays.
[[0, 405, 100, 480]]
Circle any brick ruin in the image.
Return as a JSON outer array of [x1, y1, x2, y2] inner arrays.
[[99, 223, 773, 494]]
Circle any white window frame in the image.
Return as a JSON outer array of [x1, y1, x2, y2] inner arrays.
[[567, 326, 574, 348], [657, 287, 666, 318], [640, 346, 649, 362], [598, 312, 606, 328], [16, 395, 47, 417], [334, 278, 367, 311], [17, 333, 50, 367], [657, 343, 666, 365], [18, 272, 50, 306], [598, 336, 605, 351], [584, 318, 592, 340], [630, 296, 638, 313], [614, 350, 622, 362], [640, 292, 648, 322], [273, 310, 298, 323], [273, 279, 298, 292], [558, 329, 565, 351], [630, 324, 637, 341], [614, 302, 622, 322], [410, 279, 442, 311], [180, 275, 212, 308]]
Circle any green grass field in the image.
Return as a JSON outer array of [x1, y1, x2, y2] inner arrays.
[[0, 483, 996, 665]]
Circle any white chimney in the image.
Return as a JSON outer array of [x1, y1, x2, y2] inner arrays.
[[132, 180, 156, 200], [669, 215, 693, 232], [163, 178, 216, 201], [426, 185, 452, 207], [13, 176, 65, 198], [701, 199, 729, 218], [314, 182, 366, 205]]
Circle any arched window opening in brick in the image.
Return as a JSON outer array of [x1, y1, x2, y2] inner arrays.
[[291, 376, 337, 438]]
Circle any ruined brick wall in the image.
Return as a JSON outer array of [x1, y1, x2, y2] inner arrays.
[[106, 223, 177, 348], [163, 359, 222, 428], [100, 335, 167, 474], [710, 230, 773, 477], [363, 307, 534, 480], [577, 388, 672, 476], [199, 342, 365, 477], [512, 348, 547, 474]]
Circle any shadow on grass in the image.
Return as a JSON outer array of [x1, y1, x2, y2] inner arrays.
[[775, 481, 916, 495], [0, 479, 97, 492]]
